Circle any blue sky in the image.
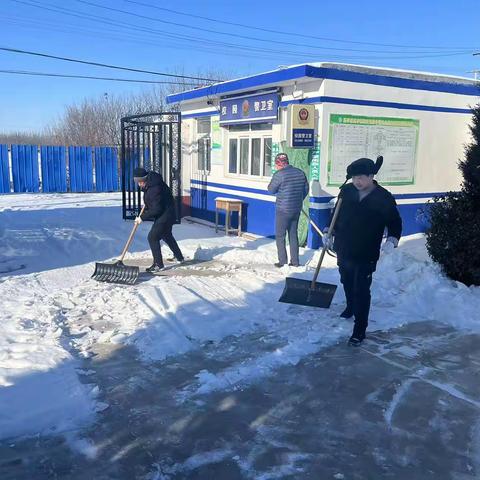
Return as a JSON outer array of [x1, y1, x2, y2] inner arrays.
[[1, 0, 479, 133]]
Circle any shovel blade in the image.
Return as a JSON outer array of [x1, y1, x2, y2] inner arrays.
[[279, 277, 337, 308], [92, 262, 139, 285]]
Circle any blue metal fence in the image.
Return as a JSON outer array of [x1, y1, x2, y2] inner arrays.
[[94, 147, 118, 192], [41, 146, 67, 193], [0, 144, 123, 193], [68, 146, 94, 192], [11, 144, 40, 192], [0, 144, 9, 193]]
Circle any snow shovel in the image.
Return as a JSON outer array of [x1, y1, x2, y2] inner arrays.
[[92, 205, 145, 285], [301, 208, 336, 258], [278, 198, 343, 308]]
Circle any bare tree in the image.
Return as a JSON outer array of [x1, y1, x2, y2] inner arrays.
[[0, 67, 232, 146], [0, 131, 56, 145], [46, 67, 232, 146]]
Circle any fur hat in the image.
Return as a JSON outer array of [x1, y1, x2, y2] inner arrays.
[[346, 156, 383, 179], [133, 167, 148, 182]]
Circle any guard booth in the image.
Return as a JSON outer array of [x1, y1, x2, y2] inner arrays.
[[166, 63, 479, 248], [121, 112, 182, 221]]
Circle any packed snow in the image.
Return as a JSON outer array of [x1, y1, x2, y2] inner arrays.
[[1, 192, 479, 443]]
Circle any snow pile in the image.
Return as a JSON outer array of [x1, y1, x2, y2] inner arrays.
[[0, 270, 98, 439], [1, 193, 480, 442]]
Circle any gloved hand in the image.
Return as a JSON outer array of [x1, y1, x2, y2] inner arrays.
[[134, 216, 143, 225], [381, 237, 398, 254], [322, 228, 334, 249]]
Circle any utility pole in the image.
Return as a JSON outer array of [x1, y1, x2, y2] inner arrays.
[[468, 70, 480, 80], [471, 53, 480, 80]]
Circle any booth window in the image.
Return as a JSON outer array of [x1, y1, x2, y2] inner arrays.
[[228, 123, 272, 177], [196, 118, 211, 172], [198, 137, 211, 171]]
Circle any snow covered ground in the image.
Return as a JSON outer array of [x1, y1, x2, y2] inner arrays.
[[1, 193, 480, 478]]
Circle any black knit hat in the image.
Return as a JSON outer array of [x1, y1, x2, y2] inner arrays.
[[133, 167, 148, 182], [346, 156, 383, 179]]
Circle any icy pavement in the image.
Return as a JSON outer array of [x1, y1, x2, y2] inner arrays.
[[1, 193, 480, 479], [1, 321, 480, 479]]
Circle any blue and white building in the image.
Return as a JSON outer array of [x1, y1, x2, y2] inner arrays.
[[166, 62, 479, 248]]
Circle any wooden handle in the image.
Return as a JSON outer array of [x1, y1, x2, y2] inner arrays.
[[310, 197, 343, 288], [119, 205, 146, 262], [301, 208, 323, 238]]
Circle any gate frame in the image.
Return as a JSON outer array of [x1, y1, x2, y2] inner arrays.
[[121, 112, 182, 222]]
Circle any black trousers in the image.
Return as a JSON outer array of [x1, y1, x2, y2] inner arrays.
[[147, 218, 183, 267], [338, 257, 377, 336]]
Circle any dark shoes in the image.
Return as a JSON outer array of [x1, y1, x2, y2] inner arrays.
[[275, 262, 300, 268], [274, 262, 286, 268], [146, 263, 165, 273], [348, 325, 366, 346], [348, 335, 365, 346], [340, 308, 354, 319], [288, 262, 300, 267]]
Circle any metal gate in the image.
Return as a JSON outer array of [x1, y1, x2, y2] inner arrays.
[[121, 112, 181, 221]]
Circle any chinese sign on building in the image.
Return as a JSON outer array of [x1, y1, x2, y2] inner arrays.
[[210, 116, 223, 165], [219, 92, 279, 126], [309, 140, 321, 181], [288, 104, 316, 148], [327, 114, 419, 186]]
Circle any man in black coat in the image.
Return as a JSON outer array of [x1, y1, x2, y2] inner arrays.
[[133, 167, 184, 272], [327, 157, 402, 346]]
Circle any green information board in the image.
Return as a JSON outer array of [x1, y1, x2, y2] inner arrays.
[[327, 114, 419, 186]]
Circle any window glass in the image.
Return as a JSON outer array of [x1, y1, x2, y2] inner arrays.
[[251, 138, 261, 176], [263, 138, 272, 177], [228, 138, 238, 174], [197, 118, 211, 135], [239, 138, 249, 174]]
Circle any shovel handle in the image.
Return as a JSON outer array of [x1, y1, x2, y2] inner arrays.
[[310, 197, 343, 288], [119, 205, 146, 262], [301, 208, 324, 238]]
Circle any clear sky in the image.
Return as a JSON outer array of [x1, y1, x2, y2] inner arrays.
[[1, 0, 479, 133]]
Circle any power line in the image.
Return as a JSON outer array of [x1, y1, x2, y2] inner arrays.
[[74, 0, 471, 55], [0, 47, 223, 82], [9, 0, 474, 61], [0, 69, 202, 85], [10, 0, 322, 59], [123, 0, 478, 51]]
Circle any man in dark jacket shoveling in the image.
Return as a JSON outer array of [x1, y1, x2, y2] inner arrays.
[[133, 167, 184, 273], [268, 153, 309, 267], [326, 157, 402, 346]]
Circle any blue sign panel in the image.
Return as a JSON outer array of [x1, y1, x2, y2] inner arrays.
[[219, 92, 279, 125], [292, 128, 315, 148]]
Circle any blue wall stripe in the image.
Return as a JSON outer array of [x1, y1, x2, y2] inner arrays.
[[167, 64, 479, 104], [280, 96, 472, 114], [191, 184, 432, 248], [181, 96, 472, 120], [191, 179, 447, 203], [191, 178, 273, 197], [167, 65, 310, 103], [0, 144, 9, 193], [305, 66, 479, 97], [183, 110, 218, 119]]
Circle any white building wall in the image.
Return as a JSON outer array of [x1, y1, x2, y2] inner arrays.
[[318, 78, 476, 197], [177, 74, 478, 202]]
